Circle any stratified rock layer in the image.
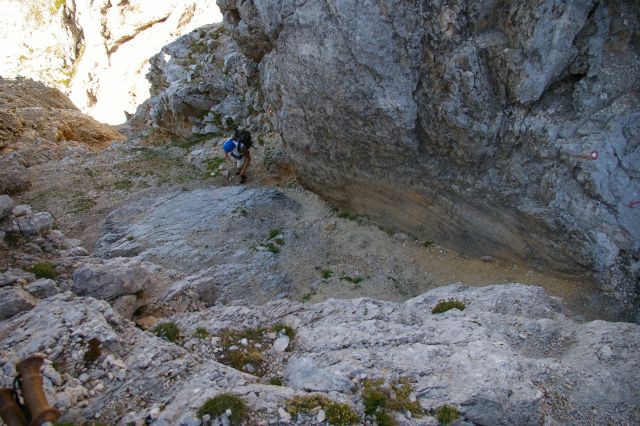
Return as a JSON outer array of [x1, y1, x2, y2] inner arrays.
[[0, 284, 638, 425], [217, 0, 640, 307]]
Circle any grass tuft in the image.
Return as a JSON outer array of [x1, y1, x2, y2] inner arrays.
[[268, 228, 281, 240], [432, 299, 466, 314], [30, 262, 58, 279], [193, 327, 210, 340], [271, 323, 296, 340], [321, 269, 333, 279], [285, 395, 332, 416], [340, 276, 363, 285], [325, 402, 360, 425], [153, 322, 181, 342], [197, 394, 248, 424], [435, 404, 459, 425]]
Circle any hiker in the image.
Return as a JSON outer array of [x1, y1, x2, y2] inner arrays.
[[223, 128, 252, 183]]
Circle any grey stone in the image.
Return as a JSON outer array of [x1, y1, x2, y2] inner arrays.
[[24, 278, 58, 299], [11, 204, 32, 217], [272, 335, 289, 352], [285, 357, 352, 393], [0, 268, 36, 287], [0, 287, 36, 320], [10, 212, 54, 238], [0, 195, 14, 220], [71, 258, 151, 301]]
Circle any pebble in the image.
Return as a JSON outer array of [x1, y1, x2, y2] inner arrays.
[[316, 409, 326, 423]]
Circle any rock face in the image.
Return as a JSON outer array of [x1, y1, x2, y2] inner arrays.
[[0, 285, 638, 425], [0, 78, 125, 195], [0, 0, 222, 123], [131, 22, 267, 137], [217, 0, 640, 306]]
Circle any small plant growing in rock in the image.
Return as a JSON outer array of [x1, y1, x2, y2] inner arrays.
[[126, 235, 135, 241], [361, 377, 422, 423], [30, 262, 58, 279], [337, 210, 359, 221], [268, 228, 281, 240], [423, 240, 434, 248], [197, 394, 248, 424], [153, 322, 181, 342], [269, 377, 283, 386], [193, 327, 210, 339], [286, 395, 332, 416], [216, 327, 270, 376], [83, 338, 101, 365], [340, 276, 363, 285], [321, 269, 333, 279], [265, 242, 280, 254], [435, 404, 459, 425], [325, 402, 360, 425], [431, 299, 466, 314], [302, 289, 317, 302], [271, 323, 296, 340]]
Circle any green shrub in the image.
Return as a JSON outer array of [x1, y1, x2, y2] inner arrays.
[[435, 404, 459, 425], [197, 394, 248, 424], [153, 322, 180, 342], [30, 262, 58, 279], [325, 402, 360, 425], [432, 299, 466, 314], [302, 290, 316, 302], [321, 269, 333, 279]]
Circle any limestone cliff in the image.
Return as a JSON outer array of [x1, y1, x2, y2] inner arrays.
[[0, 0, 221, 124], [214, 0, 640, 307]]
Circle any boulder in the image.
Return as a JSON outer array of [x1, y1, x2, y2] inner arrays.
[[71, 258, 151, 301], [24, 278, 59, 299], [0, 268, 36, 287], [0, 287, 36, 320], [4, 212, 54, 238]]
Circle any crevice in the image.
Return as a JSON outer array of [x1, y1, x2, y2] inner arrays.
[[106, 15, 170, 57]]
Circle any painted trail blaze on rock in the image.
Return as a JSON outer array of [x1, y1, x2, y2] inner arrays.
[[219, 0, 640, 306]]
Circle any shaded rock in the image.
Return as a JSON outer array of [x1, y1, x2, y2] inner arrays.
[[3, 212, 54, 239], [0, 195, 14, 220], [71, 258, 151, 301], [0, 268, 36, 287], [11, 204, 31, 217], [0, 156, 30, 195], [24, 278, 59, 299], [0, 287, 36, 320]]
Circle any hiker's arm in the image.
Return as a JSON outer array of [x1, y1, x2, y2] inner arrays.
[[240, 150, 251, 175]]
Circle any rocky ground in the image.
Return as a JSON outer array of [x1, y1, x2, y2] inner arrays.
[[1, 29, 639, 426]]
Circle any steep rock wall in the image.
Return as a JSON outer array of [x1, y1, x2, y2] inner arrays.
[[217, 0, 640, 306], [0, 0, 221, 124]]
